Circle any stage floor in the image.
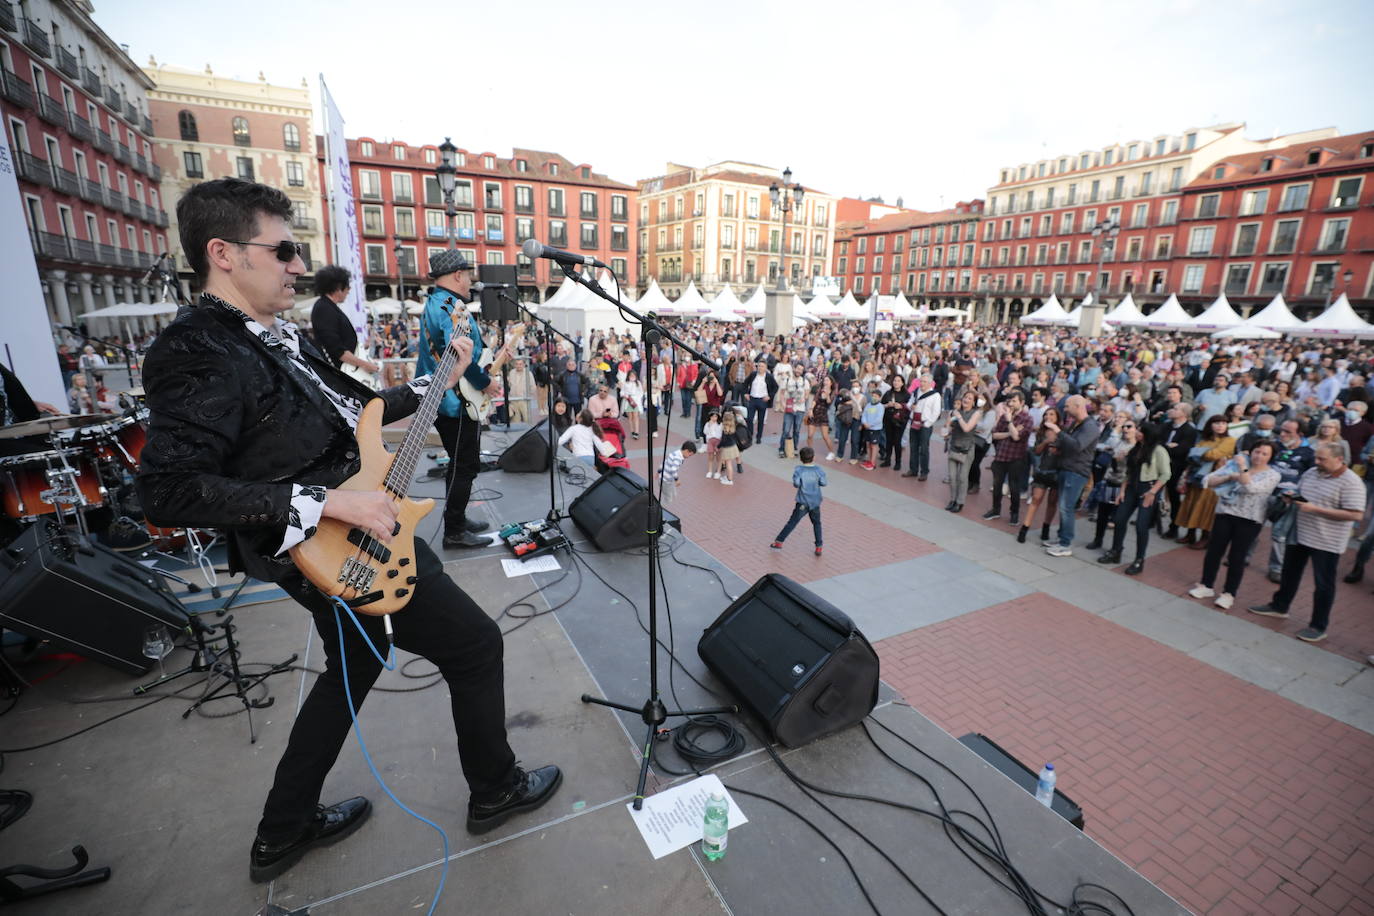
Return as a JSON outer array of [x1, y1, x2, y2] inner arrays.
[[0, 437, 1186, 915]]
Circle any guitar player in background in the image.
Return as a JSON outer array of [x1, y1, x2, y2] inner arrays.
[[418, 249, 511, 549], [137, 178, 561, 884], [309, 264, 381, 384]]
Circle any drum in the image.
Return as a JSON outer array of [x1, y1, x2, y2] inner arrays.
[[69, 410, 148, 472], [0, 447, 106, 520]]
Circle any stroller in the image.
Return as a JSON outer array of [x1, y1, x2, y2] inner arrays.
[[594, 416, 632, 473]]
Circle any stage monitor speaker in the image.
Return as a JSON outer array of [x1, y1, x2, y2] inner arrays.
[[698, 573, 879, 748], [478, 264, 520, 321], [0, 520, 189, 676], [567, 467, 682, 552], [498, 420, 552, 473]]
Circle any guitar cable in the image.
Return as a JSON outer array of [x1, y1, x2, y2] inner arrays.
[[330, 597, 449, 916]]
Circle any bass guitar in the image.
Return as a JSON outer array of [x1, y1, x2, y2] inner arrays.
[[289, 310, 465, 615], [457, 324, 526, 421]]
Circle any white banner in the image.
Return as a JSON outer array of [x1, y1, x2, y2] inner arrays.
[[0, 124, 65, 405], [319, 76, 368, 349]]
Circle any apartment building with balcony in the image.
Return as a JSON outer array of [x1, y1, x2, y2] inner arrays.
[[636, 161, 838, 298], [975, 122, 1338, 322], [1, 0, 169, 328], [832, 202, 984, 311], [144, 61, 325, 289], [1172, 130, 1373, 318], [318, 138, 635, 301]]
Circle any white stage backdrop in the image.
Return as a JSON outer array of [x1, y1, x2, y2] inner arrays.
[[320, 77, 368, 348], [0, 124, 65, 405]]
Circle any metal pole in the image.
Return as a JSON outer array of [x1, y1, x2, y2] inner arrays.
[[778, 202, 789, 293]]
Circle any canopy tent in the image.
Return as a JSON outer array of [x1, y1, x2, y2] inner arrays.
[[878, 292, 921, 322], [635, 278, 673, 316], [927, 306, 968, 319], [1242, 293, 1305, 332], [539, 271, 637, 340], [1058, 293, 1086, 328], [1139, 294, 1194, 330], [1212, 326, 1282, 340], [709, 283, 743, 313], [753, 313, 810, 330], [816, 290, 867, 321], [365, 296, 416, 316], [1103, 293, 1147, 326], [1181, 293, 1244, 331], [1295, 293, 1374, 337], [787, 292, 818, 323], [665, 280, 709, 317], [1019, 293, 1072, 325], [78, 302, 178, 318], [739, 285, 767, 317]]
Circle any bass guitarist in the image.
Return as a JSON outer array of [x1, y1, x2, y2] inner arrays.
[[418, 249, 510, 549], [136, 179, 560, 883]]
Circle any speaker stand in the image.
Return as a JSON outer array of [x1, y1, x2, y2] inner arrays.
[[510, 290, 577, 528], [573, 273, 734, 809]]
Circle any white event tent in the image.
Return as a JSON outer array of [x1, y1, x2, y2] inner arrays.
[[538, 272, 636, 339], [1103, 293, 1147, 326], [1242, 294, 1305, 333], [1182, 293, 1244, 332], [1019, 293, 1072, 326], [707, 284, 747, 322], [1295, 294, 1374, 338], [876, 292, 921, 322], [739, 285, 767, 317], [635, 278, 673, 316], [1140, 294, 1194, 330]]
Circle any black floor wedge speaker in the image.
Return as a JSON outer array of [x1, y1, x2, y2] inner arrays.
[[498, 420, 552, 473], [698, 574, 879, 748], [567, 467, 681, 551], [0, 520, 189, 675]]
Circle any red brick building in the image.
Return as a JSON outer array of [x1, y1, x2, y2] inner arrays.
[[318, 138, 636, 301], [1174, 130, 1374, 319], [832, 202, 985, 312], [2, 1, 169, 329]]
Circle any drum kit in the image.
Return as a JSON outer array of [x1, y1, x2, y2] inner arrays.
[[0, 394, 220, 592]]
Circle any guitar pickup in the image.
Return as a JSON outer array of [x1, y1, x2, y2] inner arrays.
[[346, 528, 393, 564]]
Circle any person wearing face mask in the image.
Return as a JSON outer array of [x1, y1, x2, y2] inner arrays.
[[1341, 401, 1373, 464], [1188, 441, 1281, 608], [1237, 412, 1278, 453], [903, 375, 943, 481], [1161, 403, 1199, 539], [834, 382, 864, 464]]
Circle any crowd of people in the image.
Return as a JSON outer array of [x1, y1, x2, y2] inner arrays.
[[512, 316, 1371, 654]]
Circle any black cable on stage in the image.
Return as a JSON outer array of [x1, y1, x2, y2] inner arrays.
[[723, 782, 883, 916]]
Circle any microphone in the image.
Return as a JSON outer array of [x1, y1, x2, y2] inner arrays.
[[140, 252, 167, 284], [471, 282, 515, 291], [521, 238, 607, 270]]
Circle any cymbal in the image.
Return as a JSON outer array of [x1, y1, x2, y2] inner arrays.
[[0, 414, 119, 439]]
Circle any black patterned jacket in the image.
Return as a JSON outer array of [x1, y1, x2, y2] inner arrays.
[[136, 296, 418, 583]]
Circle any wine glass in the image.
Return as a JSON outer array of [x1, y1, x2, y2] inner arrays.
[[142, 624, 174, 677]]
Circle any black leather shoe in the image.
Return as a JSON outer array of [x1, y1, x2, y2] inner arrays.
[[464, 518, 490, 534], [467, 765, 562, 835], [443, 530, 489, 549], [250, 797, 371, 884], [1345, 566, 1365, 584], [1125, 559, 1145, 575], [1096, 551, 1121, 564], [1085, 540, 1103, 551]]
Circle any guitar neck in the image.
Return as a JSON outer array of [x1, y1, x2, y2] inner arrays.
[[384, 344, 460, 496]]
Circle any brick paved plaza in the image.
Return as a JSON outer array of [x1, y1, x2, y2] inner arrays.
[[653, 409, 1374, 916]]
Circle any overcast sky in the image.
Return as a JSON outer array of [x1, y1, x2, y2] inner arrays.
[[94, 0, 1374, 211]]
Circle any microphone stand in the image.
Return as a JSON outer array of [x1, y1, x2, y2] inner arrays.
[[502, 289, 577, 525], [561, 265, 735, 810]]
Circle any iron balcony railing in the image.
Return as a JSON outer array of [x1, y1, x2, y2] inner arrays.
[[67, 111, 92, 140], [104, 86, 121, 109], [20, 18, 50, 57], [0, 2, 15, 31], [0, 68, 35, 109], [37, 92, 65, 126], [15, 152, 53, 188], [55, 45, 78, 79], [82, 68, 101, 96]]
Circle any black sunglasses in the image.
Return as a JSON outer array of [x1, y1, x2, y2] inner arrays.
[[226, 239, 306, 263]]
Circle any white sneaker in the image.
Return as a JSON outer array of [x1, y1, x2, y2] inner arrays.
[[1045, 544, 1073, 557], [1215, 593, 1234, 610], [849, 458, 858, 465], [1188, 585, 1215, 599], [826, 452, 836, 461], [720, 477, 734, 486], [706, 471, 716, 479]]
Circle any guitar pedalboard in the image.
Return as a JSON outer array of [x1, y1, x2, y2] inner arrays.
[[500, 519, 570, 560]]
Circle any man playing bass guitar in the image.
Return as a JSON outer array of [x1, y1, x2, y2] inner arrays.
[[136, 179, 560, 884], [417, 249, 511, 549]]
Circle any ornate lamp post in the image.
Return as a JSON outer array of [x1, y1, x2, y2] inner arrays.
[[394, 238, 406, 301], [435, 137, 458, 250], [768, 166, 805, 292], [1078, 217, 1119, 337], [764, 167, 804, 337]]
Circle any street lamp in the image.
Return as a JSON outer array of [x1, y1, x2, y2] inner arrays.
[[435, 137, 458, 251], [768, 166, 804, 292], [1078, 217, 1119, 336], [394, 239, 406, 301]]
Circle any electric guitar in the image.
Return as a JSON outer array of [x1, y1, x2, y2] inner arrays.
[[341, 361, 381, 391], [457, 324, 526, 421], [288, 310, 465, 615]]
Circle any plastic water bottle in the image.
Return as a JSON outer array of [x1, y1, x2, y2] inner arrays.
[[701, 791, 728, 861], [1034, 763, 1056, 808]]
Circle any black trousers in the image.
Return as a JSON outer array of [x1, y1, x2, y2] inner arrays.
[[1164, 475, 1186, 530], [1200, 513, 1262, 595], [989, 457, 1029, 517], [1092, 480, 1157, 561], [434, 411, 481, 538], [1271, 541, 1340, 632], [967, 441, 990, 489], [258, 540, 516, 843]]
